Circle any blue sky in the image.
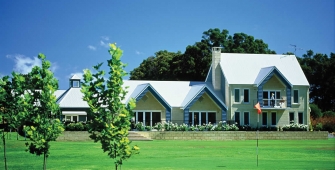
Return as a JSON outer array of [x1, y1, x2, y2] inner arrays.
[[1, 0, 334, 89]]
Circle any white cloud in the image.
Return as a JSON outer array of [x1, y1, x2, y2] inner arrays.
[[88, 45, 97, 51], [135, 50, 144, 55], [9, 54, 42, 74], [101, 36, 109, 41], [50, 62, 59, 73], [100, 40, 109, 48]]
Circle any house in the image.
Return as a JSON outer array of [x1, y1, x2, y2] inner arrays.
[[56, 47, 310, 129]]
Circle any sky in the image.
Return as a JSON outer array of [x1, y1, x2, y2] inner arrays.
[[1, 0, 334, 90]]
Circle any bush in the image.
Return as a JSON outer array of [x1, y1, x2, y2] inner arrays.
[[311, 115, 335, 133], [282, 123, 308, 131], [65, 122, 86, 131]]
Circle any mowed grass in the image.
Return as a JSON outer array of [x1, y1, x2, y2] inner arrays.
[[1, 133, 334, 170]]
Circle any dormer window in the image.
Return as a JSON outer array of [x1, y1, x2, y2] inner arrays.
[[72, 80, 80, 88]]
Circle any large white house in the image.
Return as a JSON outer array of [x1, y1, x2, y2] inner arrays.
[[56, 47, 310, 129]]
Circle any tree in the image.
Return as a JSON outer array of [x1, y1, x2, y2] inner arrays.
[[81, 43, 139, 170], [0, 73, 26, 170], [130, 50, 182, 80], [298, 51, 335, 112], [130, 28, 276, 81], [20, 53, 64, 170]]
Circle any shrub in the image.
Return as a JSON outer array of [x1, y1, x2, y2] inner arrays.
[[282, 123, 308, 131], [135, 122, 145, 131], [153, 122, 163, 131], [311, 115, 335, 133]]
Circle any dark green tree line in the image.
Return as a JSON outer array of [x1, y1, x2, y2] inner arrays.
[[130, 28, 276, 81], [298, 50, 335, 112]]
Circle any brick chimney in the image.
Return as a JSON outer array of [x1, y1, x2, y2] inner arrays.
[[212, 47, 222, 90]]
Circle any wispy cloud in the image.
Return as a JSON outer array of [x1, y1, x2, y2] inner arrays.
[[101, 36, 109, 41], [100, 40, 109, 48], [6, 54, 41, 74], [135, 50, 144, 55], [88, 45, 97, 51]]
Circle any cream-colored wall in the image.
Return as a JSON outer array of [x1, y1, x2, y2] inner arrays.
[[227, 76, 310, 128], [134, 91, 166, 122], [171, 107, 184, 125], [189, 92, 222, 122]]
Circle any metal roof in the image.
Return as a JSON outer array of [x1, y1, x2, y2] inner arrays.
[[56, 88, 89, 108], [219, 53, 309, 86], [123, 80, 225, 108]]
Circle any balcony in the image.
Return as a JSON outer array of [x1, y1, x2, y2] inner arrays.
[[253, 99, 287, 110]]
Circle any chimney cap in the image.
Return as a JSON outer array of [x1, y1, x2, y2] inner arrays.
[[212, 47, 222, 52]]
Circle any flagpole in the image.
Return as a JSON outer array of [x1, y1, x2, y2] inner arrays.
[[254, 102, 261, 167], [257, 113, 259, 167]]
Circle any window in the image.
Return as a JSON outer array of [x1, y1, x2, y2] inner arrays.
[[263, 91, 281, 107], [243, 112, 249, 125], [298, 112, 303, 124], [234, 89, 240, 102], [271, 112, 276, 125], [289, 112, 294, 123], [293, 90, 299, 103], [65, 115, 78, 122], [189, 112, 216, 125], [243, 89, 249, 103], [262, 112, 267, 126], [234, 112, 240, 125], [135, 111, 161, 127], [72, 80, 80, 87]]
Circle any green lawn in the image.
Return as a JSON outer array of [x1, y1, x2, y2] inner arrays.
[[1, 133, 334, 170]]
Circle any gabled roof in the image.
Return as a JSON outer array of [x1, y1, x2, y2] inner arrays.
[[254, 66, 292, 87], [123, 80, 225, 109], [219, 53, 309, 86], [181, 83, 227, 110], [56, 88, 88, 108], [70, 74, 81, 80], [126, 83, 171, 111]]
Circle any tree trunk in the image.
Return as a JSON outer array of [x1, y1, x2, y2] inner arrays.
[[43, 152, 47, 170], [3, 130, 8, 170]]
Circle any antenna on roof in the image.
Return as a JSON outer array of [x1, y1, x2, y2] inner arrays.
[[289, 44, 303, 56]]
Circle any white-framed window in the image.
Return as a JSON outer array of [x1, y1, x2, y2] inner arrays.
[[243, 89, 249, 103], [189, 111, 216, 125], [298, 112, 303, 124], [262, 112, 268, 126], [72, 80, 80, 87], [234, 112, 240, 125], [65, 115, 78, 122], [134, 110, 161, 127], [271, 112, 277, 126], [234, 89, 240, 103], [243, 112, 250, 125], [293, 90, 299, 103], [263, 90, 281, 107]]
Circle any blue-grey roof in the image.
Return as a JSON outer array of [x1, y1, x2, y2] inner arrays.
[[123, 80, 225, 109], [56, 88, 89, 108], [218, 53, 309, 86]]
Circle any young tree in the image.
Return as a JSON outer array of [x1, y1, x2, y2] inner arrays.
[[20, 53, 64, 170], [0, 73, 25, 170], [81, 43, 139, 170]]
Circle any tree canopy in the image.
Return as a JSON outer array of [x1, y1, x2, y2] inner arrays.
[[130, 28, 275, 81], [298, 50, 335, 112]]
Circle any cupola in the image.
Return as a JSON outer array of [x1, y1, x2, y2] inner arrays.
[[69, 75, 81, 88]]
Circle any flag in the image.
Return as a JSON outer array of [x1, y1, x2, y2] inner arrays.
[[254, 102, 262, 114]]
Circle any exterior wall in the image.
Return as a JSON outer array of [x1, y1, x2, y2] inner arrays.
[[171, 107, 184, 125], [189, 92, 222, 124], [134, 91, 166, 122], [227, 77, 309, 128]]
